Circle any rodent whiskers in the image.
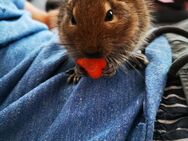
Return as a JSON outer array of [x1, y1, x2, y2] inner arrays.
[[108, 46, 145, 78]]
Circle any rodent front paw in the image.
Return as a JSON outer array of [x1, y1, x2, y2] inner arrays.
[[103, 63, 117, 77], [129, 52, 149, 69], [66, 66, 83, 84], [67, 72, 81, 84]]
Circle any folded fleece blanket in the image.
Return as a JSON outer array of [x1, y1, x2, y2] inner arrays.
[[0, 0, 172, 141]]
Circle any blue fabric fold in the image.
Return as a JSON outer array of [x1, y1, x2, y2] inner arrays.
[[0, 0, 172, 141], [0, 0, 24, 20], [145, 37, 172, 140]]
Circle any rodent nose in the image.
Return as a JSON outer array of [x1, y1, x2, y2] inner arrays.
[[84, 51, 103, 58]]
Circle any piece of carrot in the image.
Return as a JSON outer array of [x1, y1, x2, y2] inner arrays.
[[76, 58, 107, 79]]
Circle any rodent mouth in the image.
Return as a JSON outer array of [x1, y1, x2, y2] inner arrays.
[[82, 51, 104, 59]]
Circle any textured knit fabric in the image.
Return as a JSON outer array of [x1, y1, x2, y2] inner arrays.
[[165, 19, 188, 102], [154, 20, 188, 141], [0, 0, 172, 141], [154, 75, 188, 140]]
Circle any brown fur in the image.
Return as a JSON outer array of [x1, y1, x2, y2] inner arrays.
[[58, 0, 151, 69]]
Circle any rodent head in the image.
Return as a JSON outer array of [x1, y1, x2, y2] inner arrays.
[[58, 0, 151, 66]]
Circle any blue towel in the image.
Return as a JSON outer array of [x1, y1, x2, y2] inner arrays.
[[0, 0, 172, 141]]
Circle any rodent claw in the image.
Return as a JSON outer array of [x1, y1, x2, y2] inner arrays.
[[65, 68, 75, 75], [66, 67, 82, 84], [67, 72, 81, 84], [103, 63, 117, 77], [128, 52, 149, 69]]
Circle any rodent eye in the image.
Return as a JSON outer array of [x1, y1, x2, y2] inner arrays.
[[71, 16, 77, 25], [105, 10, 113, 21]]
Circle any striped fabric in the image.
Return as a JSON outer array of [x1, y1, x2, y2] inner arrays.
[[154, 75, 188, 140], [153, 22, 188, 140]]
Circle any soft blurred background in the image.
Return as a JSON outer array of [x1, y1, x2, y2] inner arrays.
[[28, 0, 47, 10]]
